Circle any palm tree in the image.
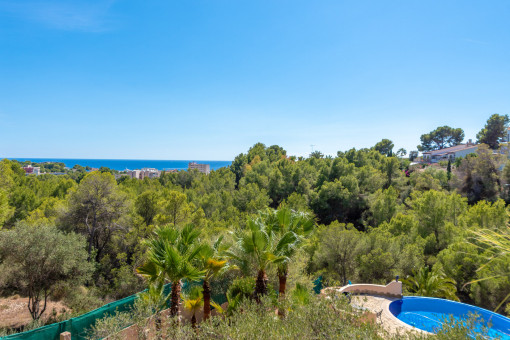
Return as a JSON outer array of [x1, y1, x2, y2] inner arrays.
[[137, 281, 170, 333], [137, 224, 205, 318], [138, 280, 171, 313], [226, 217, 297, 302], [181, 286, 204, 329], [262, 207, 315, 297], [402, 267, 458, 301], [197, 235, 232, 321]]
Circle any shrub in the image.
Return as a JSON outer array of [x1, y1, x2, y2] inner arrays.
[[90, 288, 494, 340], [227, 277, 255, 301], [0, 223, 93, 320], [91, 295, 386, 339]]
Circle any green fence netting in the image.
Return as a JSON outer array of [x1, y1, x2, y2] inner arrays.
[[0, 283, 172, 340], [2, 277, 323, 340]]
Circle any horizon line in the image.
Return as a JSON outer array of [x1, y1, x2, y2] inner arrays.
[[4, 157, 232, 162]]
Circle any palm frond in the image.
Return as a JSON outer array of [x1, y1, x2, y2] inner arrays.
[[138, 224, 205, 287], [136, 261, 161, 282], [210, 300, 224, 314], [495, 291, 510, 312]]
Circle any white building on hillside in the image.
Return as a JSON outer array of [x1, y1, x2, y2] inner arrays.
[[422, 141, 478, 163]]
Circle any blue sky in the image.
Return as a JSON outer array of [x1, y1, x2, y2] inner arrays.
[[1, 0, 509, 160]]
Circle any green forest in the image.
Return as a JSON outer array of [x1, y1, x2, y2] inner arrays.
[[1, 114, 510, 338]]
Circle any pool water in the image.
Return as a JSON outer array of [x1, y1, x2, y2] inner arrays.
[[389, 296, 510, 339]]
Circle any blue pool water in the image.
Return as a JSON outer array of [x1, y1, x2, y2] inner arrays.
[[389, 297, 510, 339]]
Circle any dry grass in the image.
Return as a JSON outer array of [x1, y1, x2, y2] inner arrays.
[[0, 296, 69, 329]]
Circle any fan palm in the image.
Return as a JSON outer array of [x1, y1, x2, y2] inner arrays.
[[181, 286, 204, 329], [226, 217, 297, 302], [197, 235, 233, 321], [262, 207, 315, 297], [138, 280, 171, 313], [137, 281, 170, 331], [402, 267, 458, 301], [137, 224, 205, 318]]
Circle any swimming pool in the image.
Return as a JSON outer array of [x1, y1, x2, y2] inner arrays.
[[389, 296, 510, 339]]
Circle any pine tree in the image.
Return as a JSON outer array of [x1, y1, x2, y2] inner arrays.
[[447, 159, 452, 181]]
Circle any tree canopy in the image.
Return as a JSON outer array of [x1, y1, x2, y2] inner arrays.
[[476, 113, 510, 149], [2, 124, 510, 332], [0, 223, 92, 320], [373, 139, 394, 155], [65, 171, 128, 262], [418, 126, 464, 151]]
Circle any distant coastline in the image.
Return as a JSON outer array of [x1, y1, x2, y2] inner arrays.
[[6, 158, 232, 171]]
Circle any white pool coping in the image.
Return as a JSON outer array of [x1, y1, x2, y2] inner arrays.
[[350, 294, 432, 336]]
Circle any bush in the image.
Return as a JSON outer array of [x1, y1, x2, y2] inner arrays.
[[63, 286, 104, 316], [0, 223, 93, 320], [227, 277, 255, 301], [89, 288, 494, 340], [111, 264, 146, 300], [88, 298, 157, 340], [435, 313, 494, 339], [91, 295, 387, 339]]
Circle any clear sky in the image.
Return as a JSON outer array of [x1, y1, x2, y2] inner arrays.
[[1, 1, 509, 160]]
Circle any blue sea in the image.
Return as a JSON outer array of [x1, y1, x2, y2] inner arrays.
[[7, 158, 232, 171]]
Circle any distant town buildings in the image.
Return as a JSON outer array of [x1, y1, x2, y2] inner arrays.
[[125, 168, 161, 179], [188, 162, 210, 175], [422, 140, 478, 163], [23, 165, 41, 175]]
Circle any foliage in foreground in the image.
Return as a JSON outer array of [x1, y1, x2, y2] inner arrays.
[[467, 224, 510, 312], [90, 293, 495, 340], [89, 295, 384, 340]]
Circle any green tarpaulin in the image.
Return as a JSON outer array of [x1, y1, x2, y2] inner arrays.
[[2, 277, 322, 340], [0, 284, 170, 340]]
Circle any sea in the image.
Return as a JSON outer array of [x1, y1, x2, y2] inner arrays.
[[7, 158, 232, 171]]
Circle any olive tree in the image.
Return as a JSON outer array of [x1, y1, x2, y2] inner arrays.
[[0, 223, 92, 320]]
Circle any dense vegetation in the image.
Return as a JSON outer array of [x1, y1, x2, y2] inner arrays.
[[88, 294, 493, 340], [1, 114, 510, 337]]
